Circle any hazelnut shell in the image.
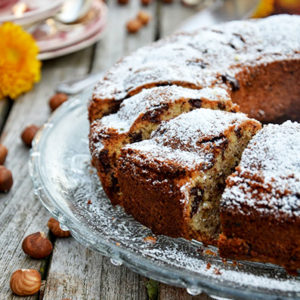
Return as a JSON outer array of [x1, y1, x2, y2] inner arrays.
[[0, 166, 13, 192], [141, 0, 152, 5], [10, 269, 41, 296], [137, 11, 151, 25], [49, 93, 68, 112], [22, 232, 53, 259], [0, 144, 8, 165], [21, 125, 39, 147], [126, 19, 142, 34], [47, 218, 71, 237]]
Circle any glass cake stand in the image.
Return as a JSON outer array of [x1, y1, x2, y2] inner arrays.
[[29, 89, 300, 300]]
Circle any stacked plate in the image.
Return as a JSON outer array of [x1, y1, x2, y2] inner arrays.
[[0, 0, 107, 60]]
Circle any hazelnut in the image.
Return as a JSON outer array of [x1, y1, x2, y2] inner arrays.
[[118, 0, 129, 4], [126, 19, 142, 34], [0, 144, 8, 165], [47, 218, 71, 237], [137, 11, 151, 25], [22, 232, 53, 259], [141, 0, 152, 5], [10, 269, 41, 296], [21, 125, 39, 147], [0, 166, 13, 192], [49, 93, 68, 112]]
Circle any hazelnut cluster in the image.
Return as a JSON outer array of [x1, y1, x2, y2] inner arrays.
[[0, 92, 68, 193], [10, 218, 70, 296], [127, 11, 151, 34], [6, 89, 70, 296]]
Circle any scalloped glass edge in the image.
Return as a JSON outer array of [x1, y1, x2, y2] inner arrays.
[[29, 89, 300, 300]]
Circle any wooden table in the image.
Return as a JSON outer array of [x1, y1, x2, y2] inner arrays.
[[0, 1, 214, 298]]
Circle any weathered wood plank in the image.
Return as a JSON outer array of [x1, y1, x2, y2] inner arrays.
[[44, 238, 147, 300], [159, 284, 213, 300], [43, 1, 157, 299], [92, 0, 157, 72], [159, 0, 198, 38], [0, 48, 92, 299], [98, 257, 147, 300], [43, 238, 104, 299]]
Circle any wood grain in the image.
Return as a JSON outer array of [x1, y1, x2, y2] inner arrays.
[[0, 48, 92, 299], [43, 0, 157, 299], [1, 1, 223, 299], [92, 0, 157, 72], [159, 0, 197, 37]]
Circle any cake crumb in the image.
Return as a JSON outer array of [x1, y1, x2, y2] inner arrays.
[[214, 268, 222, 275], [206, 262, 211, 270], [222, 258, 227, 265], [204, 249, 217, 256], [87, 199, 92, 205], [143, 236, 157, 244], [116, 242, 120, 246]]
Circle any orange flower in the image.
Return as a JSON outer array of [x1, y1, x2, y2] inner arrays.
[[0, 22, 41, 99], [252, 0, 275, 18]]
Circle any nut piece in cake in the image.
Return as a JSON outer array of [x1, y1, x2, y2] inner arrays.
[[89, 86, 238, 205], [219, 121, 300, 273], [117, 108, 261, 244]]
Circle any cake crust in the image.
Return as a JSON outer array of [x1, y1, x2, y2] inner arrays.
[[89, 86, 238, 204], [219, 121, 300, 273], [89, 15, 300, 123], [117, 109, 261, 244]]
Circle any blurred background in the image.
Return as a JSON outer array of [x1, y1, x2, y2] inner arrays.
[[1, 0, 299, 61]]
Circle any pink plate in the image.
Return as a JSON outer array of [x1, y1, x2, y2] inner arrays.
[[0, 0, 63, 25], [33, 0, 107, 53], [38, 18, 106, 60]]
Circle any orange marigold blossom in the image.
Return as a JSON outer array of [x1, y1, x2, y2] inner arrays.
[[252, 0, 274, 18], [0, 22, 41, 99]]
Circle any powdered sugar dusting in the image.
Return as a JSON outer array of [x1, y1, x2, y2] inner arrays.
[[222, 121, 300, 217], [93, 15, 300, 102], [99, 86, 230, 133], [36, 94, 300, 299], [124, 109, 252, 170]]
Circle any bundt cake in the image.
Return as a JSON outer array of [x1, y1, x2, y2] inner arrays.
[[89, 86, 238, 205], [219, 121, 300, 273], [88, 14, 300, 272], [89, 15, 300, 124], [117, 109, 261, 245]]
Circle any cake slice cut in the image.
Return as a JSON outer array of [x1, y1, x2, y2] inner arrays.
[[117, 109, 261, 245], [89, 86, 238, 205], [219, 121, 300, 273]]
